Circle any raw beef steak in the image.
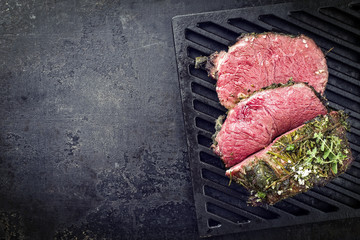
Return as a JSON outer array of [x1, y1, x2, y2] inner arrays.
[[199, 33, 328, 109], [212, 82, 327, 168]]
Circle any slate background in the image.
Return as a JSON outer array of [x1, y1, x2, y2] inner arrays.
[[1, 0, 359, 239]]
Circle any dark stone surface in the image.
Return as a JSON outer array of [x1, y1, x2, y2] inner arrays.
[[1, 0, 359, 239]]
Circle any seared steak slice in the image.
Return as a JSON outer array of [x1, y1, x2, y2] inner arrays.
[[226, 111, 352, 206], [200, 33, 328, 109], [212, 82, 327, 168]]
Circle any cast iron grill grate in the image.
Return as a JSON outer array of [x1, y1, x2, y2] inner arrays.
[[172, 0, 360, 237]]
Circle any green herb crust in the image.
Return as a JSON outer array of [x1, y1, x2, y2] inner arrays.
[[228, 111, 352, 206], [211, 115, 225, 147]]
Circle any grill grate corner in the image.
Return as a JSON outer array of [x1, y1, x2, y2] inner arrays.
[[172, 0, 360, 237]]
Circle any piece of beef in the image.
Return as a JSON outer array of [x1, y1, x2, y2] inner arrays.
[[201, 33, 328, 109], [212, 82, 327, 168], [225, 111, 352, 206]]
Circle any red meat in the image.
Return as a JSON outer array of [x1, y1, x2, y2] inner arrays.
[[212, 82, 327, 168], [206, 33, 328, 109]]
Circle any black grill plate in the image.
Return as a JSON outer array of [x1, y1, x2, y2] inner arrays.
[[172, 0, 360, 237]]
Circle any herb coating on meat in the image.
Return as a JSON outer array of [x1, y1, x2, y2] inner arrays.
[[227, 111, 352, 206]]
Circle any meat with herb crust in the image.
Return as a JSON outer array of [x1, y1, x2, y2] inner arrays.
[[199, 33, 328, 109], [225, 111, 352, 206], [212, 82, 327, 168]]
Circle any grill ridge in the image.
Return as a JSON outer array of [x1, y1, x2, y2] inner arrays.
[[228, 17, 270, 33], [197, 21, 240, 42], [258, 14, 360, 63], [289, 10, 360, 45], [319, 7, 360, 28]]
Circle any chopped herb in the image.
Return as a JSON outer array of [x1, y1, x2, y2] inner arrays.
[[325, 47, 334, 56], [286, 144, 295, 151], [212, 115, 226, 146], [256, 191, 266, 199], [195, 56, 208, 69], [331, 162, 338, 174], [228, 171, 233, 186]]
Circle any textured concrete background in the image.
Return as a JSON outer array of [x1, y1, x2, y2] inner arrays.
[[1, 0, 359, 239]]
